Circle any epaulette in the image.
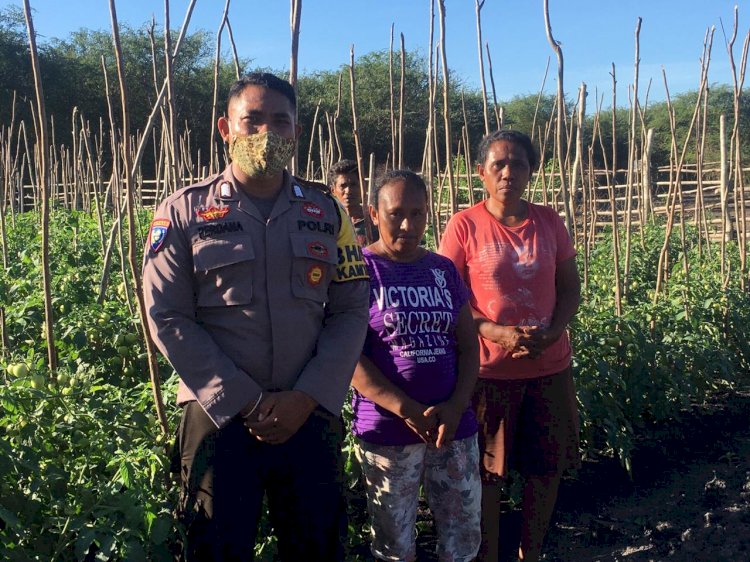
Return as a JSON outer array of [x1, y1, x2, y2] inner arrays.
[[154, 173, 219, 208], [293, 176, 331, 194], [181, 173, 221, 193]]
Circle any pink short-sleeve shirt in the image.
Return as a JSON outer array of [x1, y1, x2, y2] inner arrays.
[[439, 201, 576, 380]]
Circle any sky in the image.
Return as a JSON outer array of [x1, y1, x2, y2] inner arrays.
[[4, 0, 749, 104]]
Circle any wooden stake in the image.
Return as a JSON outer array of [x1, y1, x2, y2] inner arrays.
[[475, 0, 490, 135], [23, 0, 57, 371], [289, 0, 302, 175], [543, 0, 572, 234], [437, 0, 456, 216], [398, 32, 406, 169], [108, 0, 169, 438], [209, 0, 231, 175]]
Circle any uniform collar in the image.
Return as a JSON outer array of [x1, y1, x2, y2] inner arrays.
[[213, 166, 305, 202], [213, 166, 307, 222]]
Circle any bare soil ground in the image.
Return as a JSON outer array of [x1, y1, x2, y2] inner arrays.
[[399, 390, 750, 561], [543, 389, 750, 562]]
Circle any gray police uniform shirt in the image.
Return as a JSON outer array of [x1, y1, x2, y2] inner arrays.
[[142, 166, 370, 428]]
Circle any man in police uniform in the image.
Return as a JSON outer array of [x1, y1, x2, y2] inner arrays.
[[142, 73, 369, 561]]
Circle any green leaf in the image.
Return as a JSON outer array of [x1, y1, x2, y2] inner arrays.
[[0, 503, 21, 531]]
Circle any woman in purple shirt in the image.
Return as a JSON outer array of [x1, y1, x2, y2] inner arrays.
[[351, 170, 481, 562]]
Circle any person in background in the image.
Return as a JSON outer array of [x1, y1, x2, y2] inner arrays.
[[351, 169, 481, 562], [439, 129, 581, 562], [142, 72, 369, 561], [328, 158, 374, 245]]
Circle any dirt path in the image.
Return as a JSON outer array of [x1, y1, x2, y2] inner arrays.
[[543, 390, 750, 561]]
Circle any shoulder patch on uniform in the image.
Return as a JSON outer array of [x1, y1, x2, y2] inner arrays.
[[149, 219, 171, 253], [196, 206, 230, 221], [334, 214, 369, 282]]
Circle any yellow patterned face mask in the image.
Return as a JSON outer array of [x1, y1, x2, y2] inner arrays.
[[229, 130, 296, 179]]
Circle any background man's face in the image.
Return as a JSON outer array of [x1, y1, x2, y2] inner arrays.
[[332, 172, 362, 211]]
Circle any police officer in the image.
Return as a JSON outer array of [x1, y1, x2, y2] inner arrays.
[[142, 73, 369, 561]]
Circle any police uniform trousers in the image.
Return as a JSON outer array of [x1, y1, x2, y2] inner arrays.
[[176, 401, 346, 561]]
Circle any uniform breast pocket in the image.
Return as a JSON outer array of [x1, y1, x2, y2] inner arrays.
[[192, 235, 255, 307], [289, 233, 338, 303]]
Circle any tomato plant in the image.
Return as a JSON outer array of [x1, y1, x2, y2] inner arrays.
[[3, 209, 750, 558]]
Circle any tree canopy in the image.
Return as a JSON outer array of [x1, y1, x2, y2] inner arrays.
[[1, 6, 747, 180]]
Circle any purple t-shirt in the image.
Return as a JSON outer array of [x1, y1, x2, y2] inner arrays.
[[352, 249, 478, 445]]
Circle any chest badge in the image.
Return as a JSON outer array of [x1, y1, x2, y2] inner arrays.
[[308, 241, 329, 259], [302, 202, 325, 219], [149, 219, 171, 253], [196, 206, 230, 221], [307, 265, 324, 287], [293, 184, 305, 198]]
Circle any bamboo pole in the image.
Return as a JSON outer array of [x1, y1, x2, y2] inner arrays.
[[324, 112, 334, 173], [23, 0, 57, 371], [289, 0, 302, 175], [108, 0, 170, 438], [531, 57, 551, 144], [209, 0, 231, 175], [599, 81, 622, 316], [475, 0, 490, 135], [622, 18, 642, 291], [349, 46, 374, 243], [317, 123, 325, 181], [225, 19, 241, 80], [398, 32, 406, 170], [723, 6, 750, 287], [485, 43, 502, 129], [695, 69, 711, 255], [720, 113, 729, 281], [0, 126, 7, 270], [543, 0, 572, 234], [131, 0, 197, 191], [425, 0, 438, 243], [641, 127, 654, 221], [654, 50, 712, 302], [0, 92, 17, 269], [79, 115, 106, 253], [164, 0, 181, 193], [334, 72, 343, 162], [437, 0, 456, 216], [305, 99, 322, 179], [389, 24, 397, 170], [460, 92, 475, 206], [571, 83, 586, 250]]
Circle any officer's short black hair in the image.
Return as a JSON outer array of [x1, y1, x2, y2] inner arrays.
[[477, 129, 539, 172], [371, 169, 427, 207], [327, 159, 359, 188], [227, 73, 297, 111]]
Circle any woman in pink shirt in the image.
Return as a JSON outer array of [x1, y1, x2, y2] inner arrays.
[[439, 129, 581, 562]]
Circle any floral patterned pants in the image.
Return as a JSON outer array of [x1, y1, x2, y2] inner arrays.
[[355, 435, 482, 562]]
